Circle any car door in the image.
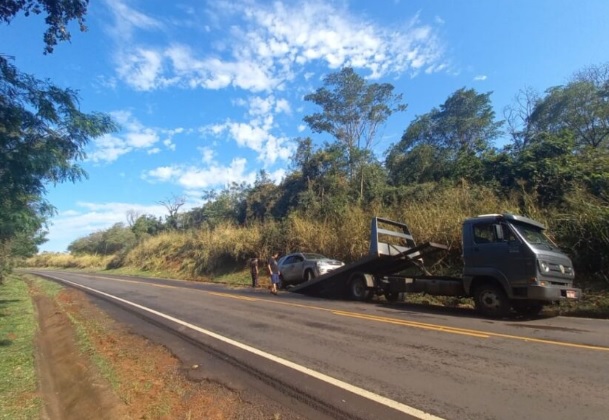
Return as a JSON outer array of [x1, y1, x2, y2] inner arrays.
[[291, 255, 305, 281], [280, 256, 297, 282], [282, 255, 306, 283]]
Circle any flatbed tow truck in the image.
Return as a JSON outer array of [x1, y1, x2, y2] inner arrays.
[[289, 215, 581, 317]]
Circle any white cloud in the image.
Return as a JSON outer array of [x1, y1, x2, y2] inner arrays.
[[104, 0, 163, 41], [145, 166, 182, 182], [198, 147, 215, 164], [142, 158, 257, 189], [88, 134, 132, 163], [474, 74, 488, 81], [107, 0, 447, 92], [163, 138, 176, 151], [267, 168, 287, 184], [115, 47, 178, 91], [87, 111, 184, 163], [202, 118, 295, 165]]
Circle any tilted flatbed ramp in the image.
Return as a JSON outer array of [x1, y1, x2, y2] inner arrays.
[[289, 241, 448, 296]]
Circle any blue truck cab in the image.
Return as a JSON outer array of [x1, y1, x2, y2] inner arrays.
[[462, 213, 581, 316]]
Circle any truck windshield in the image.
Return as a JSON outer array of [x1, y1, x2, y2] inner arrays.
[[511, 222, 557, 250]]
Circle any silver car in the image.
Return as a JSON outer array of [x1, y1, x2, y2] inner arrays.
[[278, 252, 344, 286]]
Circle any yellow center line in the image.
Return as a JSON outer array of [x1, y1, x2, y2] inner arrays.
[[332, 311, 490, 338], [207, 291, 258, 301], [480, 330, 609, 351], [78, 275, 609, 352]]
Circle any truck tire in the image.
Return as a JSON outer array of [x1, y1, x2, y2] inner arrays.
[[511, 301, 543, 317], [349, 275, 370, 301], [473, 283, 510, 318], [304, 269, 315, 282]]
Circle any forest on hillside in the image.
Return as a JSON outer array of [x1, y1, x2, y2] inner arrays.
[[35, 64, 609, 288]]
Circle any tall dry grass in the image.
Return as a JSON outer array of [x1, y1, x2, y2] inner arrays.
[[122, 222, 265, 279], [24, 253, 113, 269], [282, 207, 370, 262]]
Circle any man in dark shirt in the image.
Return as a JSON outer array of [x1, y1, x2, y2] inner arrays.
[[249, 255, 259, 288]]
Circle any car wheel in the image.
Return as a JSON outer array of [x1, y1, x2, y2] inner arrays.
[[473, 283, 510, 318], [304, 269, 315, 282]]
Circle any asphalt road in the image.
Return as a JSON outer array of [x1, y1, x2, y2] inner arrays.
[[28, 270, 609, 420]]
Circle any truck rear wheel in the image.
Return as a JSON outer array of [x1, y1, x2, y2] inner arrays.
[[473, 283, 510, 318]]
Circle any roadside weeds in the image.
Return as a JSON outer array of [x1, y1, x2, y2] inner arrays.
[[0, 274, 40, 420]]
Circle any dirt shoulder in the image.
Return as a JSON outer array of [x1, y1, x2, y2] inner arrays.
[[28, 280, 291, 419]]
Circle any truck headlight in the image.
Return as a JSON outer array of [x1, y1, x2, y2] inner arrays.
[[539, 260, 550, 273]]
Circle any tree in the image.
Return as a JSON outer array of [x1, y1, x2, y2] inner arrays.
[[1, 1, 113, 280], [1, 0, 89, 54], [100, 223, 136, 255], [182, 183, 248, 229], [386, 143, 450, 185], [528, 63, 609, 149], [158, 194, 185, 229], [0, 57, 116, 266], [126, 209, 142, 227], [304, 67, 406, 199], [292, 140, 352, 216], [243, 171, 279, 223], [68, 230, 104, 255], [386, 88, 503, 184], [509, 132, 579, 206], [68, 223, 136, 255], [503, 86, 540, 151], [131, 214, 164, 240]]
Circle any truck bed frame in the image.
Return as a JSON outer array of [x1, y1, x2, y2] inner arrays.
[[288, 217, 448, 298]]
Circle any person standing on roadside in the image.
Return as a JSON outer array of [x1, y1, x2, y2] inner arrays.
[[249, 254, 259, 288], [267, 251, 281, 295]]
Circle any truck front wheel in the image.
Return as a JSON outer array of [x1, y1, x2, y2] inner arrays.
[[473, 283, 510, 318]]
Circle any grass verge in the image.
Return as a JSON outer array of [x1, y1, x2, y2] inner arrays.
[[0, 274, 40, 420], [28, 275, 122, 393]]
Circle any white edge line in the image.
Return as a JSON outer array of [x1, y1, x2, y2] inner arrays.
[[42, 274, 444, 420]]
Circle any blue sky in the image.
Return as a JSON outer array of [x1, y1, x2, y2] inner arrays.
[[2, 0, 608, 252]]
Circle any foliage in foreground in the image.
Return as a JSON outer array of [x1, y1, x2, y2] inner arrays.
[[0, 0, 114, 281]]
